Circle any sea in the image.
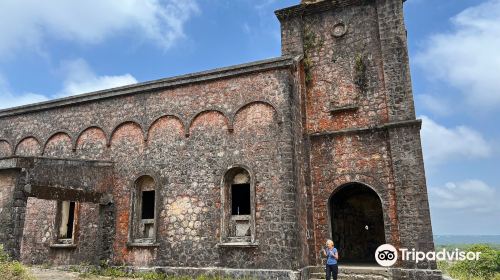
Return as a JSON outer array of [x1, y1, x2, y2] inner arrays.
[[434, 235, 500, 245]]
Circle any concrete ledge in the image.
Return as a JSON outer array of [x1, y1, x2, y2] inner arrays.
[[329, 105, 359, 115], [0, 156, 113, 169], [53, 265, 301, 280], [134, 266, 300, 280], [216, 242, 259, 248], [309, 119, 422, 138], [0, 157, 32, 169], [126, 242, 160, 248], [390, 267, 443, 280], [49, 244, 77, 249]]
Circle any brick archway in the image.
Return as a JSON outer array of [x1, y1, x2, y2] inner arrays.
[[328, 182, 386, 263]]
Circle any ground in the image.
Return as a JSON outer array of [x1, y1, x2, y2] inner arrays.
[[29, 267, 135, 280]]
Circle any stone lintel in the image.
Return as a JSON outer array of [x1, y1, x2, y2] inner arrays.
[[0, 157, 34, 170], [23, 184, 107, 204], [0, 156, 113, 169]]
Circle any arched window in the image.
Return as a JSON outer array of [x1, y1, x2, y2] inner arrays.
[[130, 175, 158, 244], [221, 167, 255, 244]]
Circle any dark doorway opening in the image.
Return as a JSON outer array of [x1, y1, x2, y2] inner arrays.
[[329, 183, 385, 263], [231, 183, 250, 215]]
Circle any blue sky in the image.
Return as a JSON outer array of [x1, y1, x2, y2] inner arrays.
[[0, 0, 498, 235]]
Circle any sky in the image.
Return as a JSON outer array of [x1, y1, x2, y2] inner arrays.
[[0, 0, 498, 236]]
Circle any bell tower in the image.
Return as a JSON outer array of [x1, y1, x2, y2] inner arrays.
[[276, 0, 441, 277]]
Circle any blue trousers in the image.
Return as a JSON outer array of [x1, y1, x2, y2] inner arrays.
[[326, 264, 338, 280]]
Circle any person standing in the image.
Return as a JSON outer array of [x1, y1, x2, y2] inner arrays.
[[322, 240, 339, 280]]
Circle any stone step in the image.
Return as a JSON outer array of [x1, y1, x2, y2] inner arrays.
[[309, 274, 390, 280], [307, 265, 391, 280]]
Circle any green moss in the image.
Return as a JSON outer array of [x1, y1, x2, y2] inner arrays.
[[354, 54, 367, 91], [301, 22, 323, 88]]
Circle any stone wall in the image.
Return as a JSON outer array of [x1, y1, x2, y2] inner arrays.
[[0, 0, 439, 277], [20, 198, 102, 265], [0, 169, 23, 259], [0, 59, 304, 270], [276, 0, 437, 270]]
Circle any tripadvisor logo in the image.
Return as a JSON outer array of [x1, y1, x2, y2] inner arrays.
[[375, 244, 482, 267], [375, 244, 398, 267]]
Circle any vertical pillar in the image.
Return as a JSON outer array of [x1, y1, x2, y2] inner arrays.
[[0, 167, 27, 260]]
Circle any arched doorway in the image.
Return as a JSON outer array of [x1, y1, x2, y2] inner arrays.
[[329, 183, 386, 263]]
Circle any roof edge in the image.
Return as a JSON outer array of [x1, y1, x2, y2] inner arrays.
[[0, 55, 300, 118], [275, 0, 372, 21]]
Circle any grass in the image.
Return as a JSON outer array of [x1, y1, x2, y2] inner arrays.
[[437, 244, 500, 280], [71, 264, 254, 280], [0, 244, 35, 280]]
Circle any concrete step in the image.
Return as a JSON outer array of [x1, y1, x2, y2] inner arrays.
[[307, 265, 391, 280]]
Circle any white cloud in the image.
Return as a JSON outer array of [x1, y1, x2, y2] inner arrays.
[[0, 74, 48, 109], [59, 59, 137, 97], [429, 180, 500, 213], [420, 115, 492, 164], [416, 0, 500, 108], [0, 0, 199, 58], [0, 59, 138, 109]]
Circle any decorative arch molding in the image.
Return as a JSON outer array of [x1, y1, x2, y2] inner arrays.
[[325, 174, 385, 206], [14, 135, 42, 156], [326, 180, 386, 226], [0, 138, 13, 157], [187, 109, 231, 137], [322, 174, 389, 228], [146, 114, 187, 141], [108, 120, 146, 147], [42, 130, 74, 156], [230, 100, 283, 127], [74, 125, 109, 151]]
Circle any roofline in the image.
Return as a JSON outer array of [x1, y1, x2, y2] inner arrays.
[[275, 0, 370, 21], [275, 0, 407, 20], [0, 55, 301, 118]]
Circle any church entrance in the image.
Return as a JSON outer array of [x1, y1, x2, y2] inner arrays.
[[329, 183, 386, 263]]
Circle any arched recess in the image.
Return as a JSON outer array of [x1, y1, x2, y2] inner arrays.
[[75, 126, 108, 160], [147, 115, 185, 142], [232, 101, 282, 135], [109, 121, 145, 159], [0, 140, 13, 157], [188, 110, 230, 137], [15, 136, 42, 156], [221, 165, 256, 244], [129, 175, 159, 244], [328, 182, 386, 263], [43, 132, 73, 158]]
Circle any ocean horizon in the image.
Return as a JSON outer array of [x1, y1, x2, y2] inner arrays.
[[433, 235, 500, 245]]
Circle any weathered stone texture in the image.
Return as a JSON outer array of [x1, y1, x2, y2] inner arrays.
[[276, 0, 438, 277], [0, 1, 439, 279], [0, 66, 301, 270]]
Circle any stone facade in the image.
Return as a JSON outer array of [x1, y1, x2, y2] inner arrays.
[[0, 0, 441, 279]]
